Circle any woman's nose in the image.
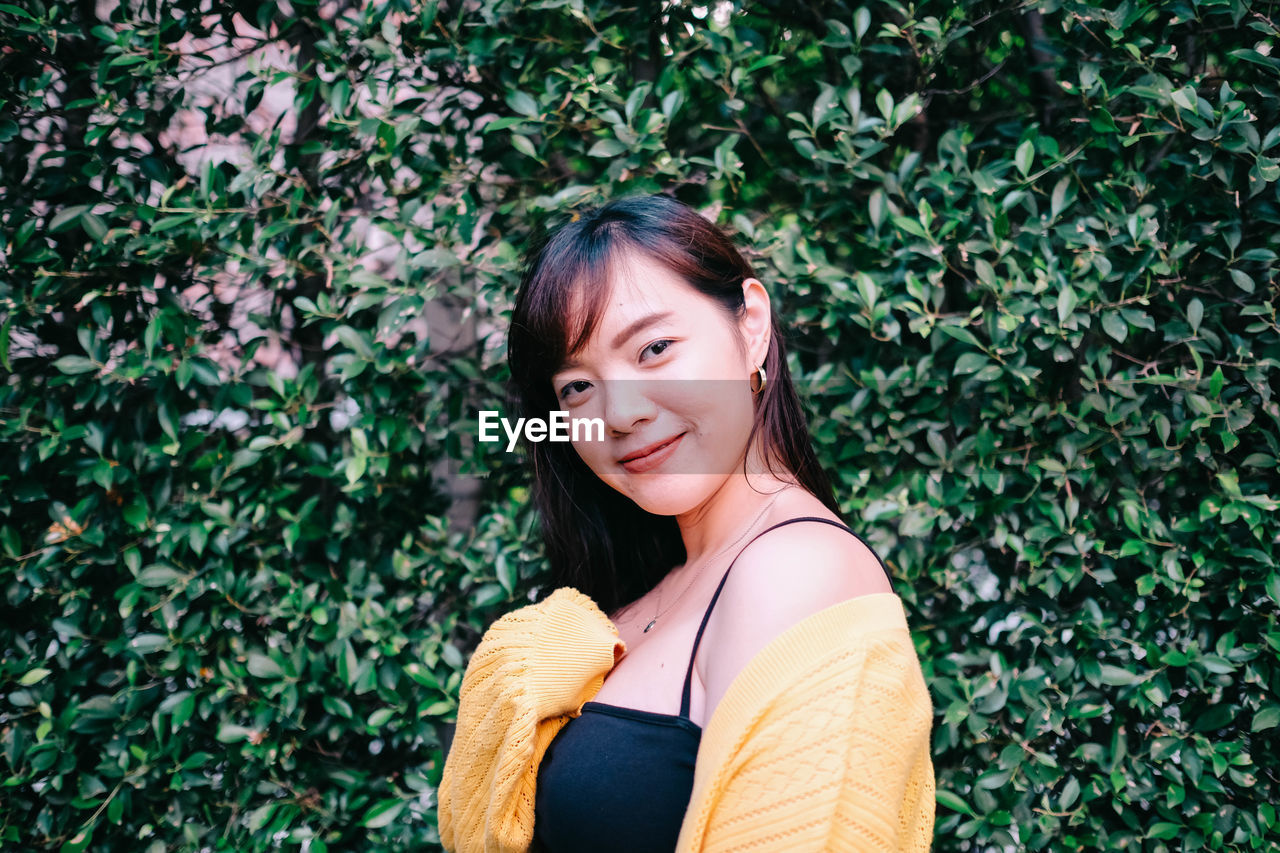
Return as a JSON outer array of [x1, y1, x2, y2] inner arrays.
[[600, 378, 657, 435]]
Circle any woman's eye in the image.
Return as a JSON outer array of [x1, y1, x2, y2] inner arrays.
[[559, 380, 592, 400], [641, 339, 673, 360]]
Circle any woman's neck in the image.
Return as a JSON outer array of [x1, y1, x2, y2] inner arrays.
[[675, 467, 796, 567]]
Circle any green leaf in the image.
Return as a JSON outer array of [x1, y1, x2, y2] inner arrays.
[[973, 257, 996, 287], [49, 205, 90, 232], [483, 116, 527, 134], [361, 799, 405, 829], [1265, 573, 1280, 606], [0, 315, 10, 371], [1050, 177, 1074, 218], [328, 78, 351, 114], [367, 707, 395, 728], [937, 325, 981, 348], [1252, 706, 1280, 732], [954, 352, 988, 376], [1207, 365, 1224, 398], [1098, 664, 1140, 686], [1057, 286, 1078, 323], [129, 634, 169, 654], [0, 4, 39, 20], [1101, 311, 1128, 342], [1200, 655, 1236, 675], [496, 553, 516, 593], [247, 803, 277, 834], [506, 90, 539, 118], [510, 133, 539, 160], [868, 189, 886, 229], [216, 724, 255, 743], [1148, 822, 1184, 840], [19, 667, 52, 686], [745, 55, 785, 73], [936, 789, 975, 816], [51, 356, 98, 375], [892, 216, 927, 238], [1090, 108, 1118, 134], [345, 454, 367, 484], [137, 565, 184, 587], [81, 212, 107, 241], [875, 89, 894, 119], [854, 7, 871, 39], [1169, 87, 1195, 111], [1015, 139, 1034, 177], [1058, 776, 1081, 810], [587, 138, 628, 158], [247, 652, 284, 679], [58, 826, 94, 853], [334, 325, 374, 359]]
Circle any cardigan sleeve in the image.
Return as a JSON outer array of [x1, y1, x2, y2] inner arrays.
[[677, 610, 935, 852], [437, 587, 624, 853]]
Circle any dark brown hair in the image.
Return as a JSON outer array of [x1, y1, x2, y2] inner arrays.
[[508, 194, 839, 613]]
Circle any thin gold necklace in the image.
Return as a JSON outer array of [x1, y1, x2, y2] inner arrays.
[[642, 493, 782, 633]]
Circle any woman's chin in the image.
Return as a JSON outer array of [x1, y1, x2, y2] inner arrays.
[[612, 473, 724, 518]]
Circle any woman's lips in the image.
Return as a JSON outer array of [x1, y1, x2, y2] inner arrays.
[[618, 433, 685, 473]]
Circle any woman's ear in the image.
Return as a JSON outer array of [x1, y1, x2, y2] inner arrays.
[[739, 278, 772, 366]]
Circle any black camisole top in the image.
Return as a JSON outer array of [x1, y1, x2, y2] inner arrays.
[[532, 517, 893, 853]]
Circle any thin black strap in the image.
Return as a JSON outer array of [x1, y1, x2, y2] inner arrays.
[[678, 517, 892, 718]]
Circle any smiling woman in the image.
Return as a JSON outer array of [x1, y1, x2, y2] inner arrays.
[[437, 195, 936, 853]]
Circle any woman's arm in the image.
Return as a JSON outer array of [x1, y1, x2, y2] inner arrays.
[[437, 588, 623, 853]]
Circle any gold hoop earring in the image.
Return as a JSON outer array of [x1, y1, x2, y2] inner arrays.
[[751, 364, 767, 395]]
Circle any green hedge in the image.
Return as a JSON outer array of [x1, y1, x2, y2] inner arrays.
[[2, 0, 1278, 850]]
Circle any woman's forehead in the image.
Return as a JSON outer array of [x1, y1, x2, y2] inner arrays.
[[588, 261, 694, 329], [558, 258, 698, 369]]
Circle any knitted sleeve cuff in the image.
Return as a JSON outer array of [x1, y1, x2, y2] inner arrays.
[[526, 587, 626, 717]]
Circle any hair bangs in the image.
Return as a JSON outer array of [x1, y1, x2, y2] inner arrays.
[[520, 220, 642, 383]]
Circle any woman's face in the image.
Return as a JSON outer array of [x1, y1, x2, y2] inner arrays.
[[550, 251, 771, 517]]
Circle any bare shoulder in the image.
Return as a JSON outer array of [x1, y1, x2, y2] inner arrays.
[[717, 517, 894, 627], [696, 516, 895, 721]]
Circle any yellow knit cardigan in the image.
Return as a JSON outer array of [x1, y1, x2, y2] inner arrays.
[[437, 587, 935, 852]]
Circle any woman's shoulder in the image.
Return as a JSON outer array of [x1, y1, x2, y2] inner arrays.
[[696, 503, 897, 719], [716, 512, 894, 630]]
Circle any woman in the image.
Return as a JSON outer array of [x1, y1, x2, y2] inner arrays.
[[438, 195, 935, 852]]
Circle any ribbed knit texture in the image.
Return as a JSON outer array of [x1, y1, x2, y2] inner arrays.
[[437, 587, 625, 853], [437, 588, 935, 853], [674, 591, 934, 852]]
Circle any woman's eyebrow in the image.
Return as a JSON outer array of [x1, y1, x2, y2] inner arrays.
[[554, 311, 677, 374], [610, 311, 675, 350]]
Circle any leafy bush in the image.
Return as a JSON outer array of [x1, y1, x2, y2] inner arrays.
[[2, 0, 1277, 850]]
